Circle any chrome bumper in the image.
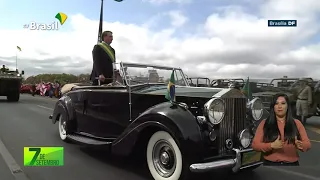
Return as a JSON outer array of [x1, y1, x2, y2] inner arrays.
[[189, 148, 263, 173]]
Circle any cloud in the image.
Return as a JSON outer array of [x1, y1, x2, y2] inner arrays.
[[0, 1, 320, 80], [167, 10, 188, 27], [143, 10, 188, 28], [142, 0, 192, 5]]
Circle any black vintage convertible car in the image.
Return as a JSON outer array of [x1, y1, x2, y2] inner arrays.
[[49, 62, 265, 180]]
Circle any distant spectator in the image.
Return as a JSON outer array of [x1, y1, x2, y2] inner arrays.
[[1, 65, 9, 73]]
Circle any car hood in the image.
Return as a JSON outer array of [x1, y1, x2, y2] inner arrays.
[[134, 85, 224, 98]]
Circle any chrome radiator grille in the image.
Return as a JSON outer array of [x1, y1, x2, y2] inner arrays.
[[218, 98, 247, 154]]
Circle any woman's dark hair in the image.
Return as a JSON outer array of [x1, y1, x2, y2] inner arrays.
[[263, 93, 300, 144]]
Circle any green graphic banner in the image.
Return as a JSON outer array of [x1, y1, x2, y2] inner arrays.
[[24, 147, 64, 166]]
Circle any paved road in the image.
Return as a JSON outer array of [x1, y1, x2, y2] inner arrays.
[[0, 94, 320, 180]]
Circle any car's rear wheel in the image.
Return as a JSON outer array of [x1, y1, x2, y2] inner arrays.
[[146, 131, 183, 180], [58, 115, 69, 142]]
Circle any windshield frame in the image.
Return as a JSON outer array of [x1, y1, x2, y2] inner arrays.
[[269, 78, 299, 88], [117, 62, 190, 87], [289, 78, 314, 89]]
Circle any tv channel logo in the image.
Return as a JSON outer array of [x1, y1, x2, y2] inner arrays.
[[23, 12, 68, 31], [24, 147, 64, 166], [268, 20, 297, 27]]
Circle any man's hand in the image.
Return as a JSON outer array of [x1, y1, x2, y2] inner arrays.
[[295, 136, 303, 150], [99, 74, 105, 82], [271, 136, 283, 149]]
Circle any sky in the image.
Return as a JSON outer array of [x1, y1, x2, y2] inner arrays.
[[0, 0, 320, 79]]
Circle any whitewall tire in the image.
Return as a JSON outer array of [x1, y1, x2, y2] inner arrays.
[[147, 131, 183, 180], [58, 115, 68, 141]]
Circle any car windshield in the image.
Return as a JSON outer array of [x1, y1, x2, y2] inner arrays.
[[116, 62, 189, 86]]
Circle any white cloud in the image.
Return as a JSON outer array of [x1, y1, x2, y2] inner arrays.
[[260, 0, 320, 18], [142, 0, 192, 5], [0, 1, 320, 80], [142, 10, 188, 28], [167, 10, 188, 27]]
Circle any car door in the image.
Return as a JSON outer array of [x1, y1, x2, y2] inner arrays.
[[86, 88, 131, 138], [70, 90, 91, 133]]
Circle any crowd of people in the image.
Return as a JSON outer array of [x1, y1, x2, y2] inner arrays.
[[21, 82, 61, 98]]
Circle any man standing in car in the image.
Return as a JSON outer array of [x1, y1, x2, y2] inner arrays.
[[296, 78, 312, 125], [90, 31, 116, 85]]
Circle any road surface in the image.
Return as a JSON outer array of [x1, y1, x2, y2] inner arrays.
[[0, 94, 320, 180]]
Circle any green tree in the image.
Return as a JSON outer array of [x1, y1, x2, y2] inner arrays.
[[23, 73, 90, 84]]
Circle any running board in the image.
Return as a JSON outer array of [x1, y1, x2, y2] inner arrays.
[[67, 134, 112, 147]]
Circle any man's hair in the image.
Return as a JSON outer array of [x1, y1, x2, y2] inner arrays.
[[101, 31, 113, 38]]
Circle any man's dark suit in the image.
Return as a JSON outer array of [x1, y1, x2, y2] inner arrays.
[[90, 42, 116, 85]]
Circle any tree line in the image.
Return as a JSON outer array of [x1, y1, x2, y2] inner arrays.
[[23, 73, 91, 84]]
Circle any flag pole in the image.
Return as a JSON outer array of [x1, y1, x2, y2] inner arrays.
[[97, 0, 103, 43]]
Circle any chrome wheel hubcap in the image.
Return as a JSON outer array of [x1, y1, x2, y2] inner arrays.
[[160, 152, 170, 165], [59, 117, 66, 135], [152, 140, 176, 178]]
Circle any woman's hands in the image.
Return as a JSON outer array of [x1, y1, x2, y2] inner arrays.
[[295, 136, 303, 150], [271, 136, 283, 149], [270, 136, 303, 150]]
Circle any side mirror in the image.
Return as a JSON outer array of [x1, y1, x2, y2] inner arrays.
[[21, 70, 24, 75]]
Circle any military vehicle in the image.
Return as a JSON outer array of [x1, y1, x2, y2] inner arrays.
[[290, 78, 320, 117], [187, 77, 245, 88], [0, 67, 24, 102], [253, 76, 320, 118], [252, 77, 297, 111], [314, 81, 320, 116], [187, 77, 211, 87], [211, 78, 245, 88]]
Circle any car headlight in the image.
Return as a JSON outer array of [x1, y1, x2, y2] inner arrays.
[[239, 129, 251, 148], [248, 98, 264, 121], [204, 98, 225, 124]]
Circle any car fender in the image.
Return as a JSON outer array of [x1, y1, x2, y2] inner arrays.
[[52, 95, 75, 124], [112, 102, 204, 159]]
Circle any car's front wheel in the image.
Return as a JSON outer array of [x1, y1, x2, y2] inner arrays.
[[146, 131, 184, 180], [58, 115, 69, 142]]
